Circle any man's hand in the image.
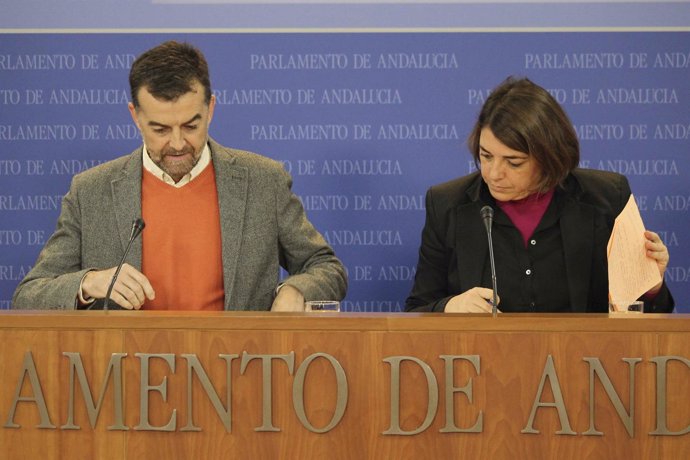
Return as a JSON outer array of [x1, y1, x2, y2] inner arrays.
[[271, 284, 305, 312], [81, 263, 155, 310]]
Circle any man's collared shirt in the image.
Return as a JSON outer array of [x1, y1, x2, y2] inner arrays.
[[142, 142, 211, 187]]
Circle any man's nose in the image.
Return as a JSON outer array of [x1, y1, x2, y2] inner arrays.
[[169, 129, 185, 150]]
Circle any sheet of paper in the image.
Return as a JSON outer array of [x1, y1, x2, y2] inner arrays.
[[607, 194, 661, 310]]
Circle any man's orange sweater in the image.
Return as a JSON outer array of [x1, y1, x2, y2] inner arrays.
[[141, 165, 224, 310]]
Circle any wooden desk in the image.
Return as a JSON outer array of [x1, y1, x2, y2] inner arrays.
[[1, 311, 688, 459]]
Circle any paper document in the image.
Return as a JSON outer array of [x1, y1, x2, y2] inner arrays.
[[607, 194, 661, 310]]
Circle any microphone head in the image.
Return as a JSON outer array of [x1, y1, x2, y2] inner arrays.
[[130, 218, 146, 239], [480, 206, 493, 232]]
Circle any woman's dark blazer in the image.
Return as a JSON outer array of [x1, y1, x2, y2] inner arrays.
[[405, 169, 674, 313]]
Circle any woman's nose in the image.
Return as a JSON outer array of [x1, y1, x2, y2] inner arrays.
[[487, 161, 505, 180]]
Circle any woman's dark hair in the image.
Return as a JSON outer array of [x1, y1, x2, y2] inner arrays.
[[129, 41, 212, 107], [467, 77, 580, 192]]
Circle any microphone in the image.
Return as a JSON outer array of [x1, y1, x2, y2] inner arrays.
[[102, 218, 145, 311], [480, 206, 498, 317]]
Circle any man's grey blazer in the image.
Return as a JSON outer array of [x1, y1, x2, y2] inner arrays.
[[12, 139, 347, 310]]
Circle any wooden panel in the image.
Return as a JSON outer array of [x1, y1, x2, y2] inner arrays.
[[0, 312, 688, 459], [0, 328, 125, 460], [657, 332, 690, 459]]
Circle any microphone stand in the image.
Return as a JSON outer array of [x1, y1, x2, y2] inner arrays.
[[480, 206, 498, 318], [103, 218, 145, 311], [486, 225, 498, 318]]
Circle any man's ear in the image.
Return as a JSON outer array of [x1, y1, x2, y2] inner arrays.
[[207, 94, 216, 126], [128, 102, 141, 130]]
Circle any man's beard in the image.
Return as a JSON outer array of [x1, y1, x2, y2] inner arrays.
[[155, 145, 199, 182]]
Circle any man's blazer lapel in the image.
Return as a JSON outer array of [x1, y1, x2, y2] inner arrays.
[[111, 151, 143, 269], [212, 148, 248, 308]]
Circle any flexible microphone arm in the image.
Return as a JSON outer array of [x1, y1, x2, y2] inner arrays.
[[103, 218, 145, 311], [480, 206, 498, 317]]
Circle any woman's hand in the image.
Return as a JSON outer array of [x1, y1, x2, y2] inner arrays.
[[644, 230, 669, 294], [444, 287, 499, 313]]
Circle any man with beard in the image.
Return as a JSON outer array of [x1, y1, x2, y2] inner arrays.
[[12, 41, 347, 311]]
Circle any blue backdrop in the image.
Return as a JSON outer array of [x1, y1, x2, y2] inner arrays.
[[1, 3, 688, 312]]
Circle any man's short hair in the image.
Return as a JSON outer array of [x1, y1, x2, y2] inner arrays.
[[129, 41, 212, 107]]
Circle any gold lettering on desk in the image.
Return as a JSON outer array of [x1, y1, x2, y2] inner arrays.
[[4, 351, 55, 429], [440, 355, 482, 433], [135, 353, 176, 431], [521, 355, 576, 435], [180, 354, 238, 433], [240, 351, 296, 432], [61, 352, 128, 431], [292, 352, 348, 433], [582, 357, 641, 437], [382, 356, 438, 435], [381, 355, 482, 435], [650, 356, 690, 436], [2, 350, 688, 436]]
